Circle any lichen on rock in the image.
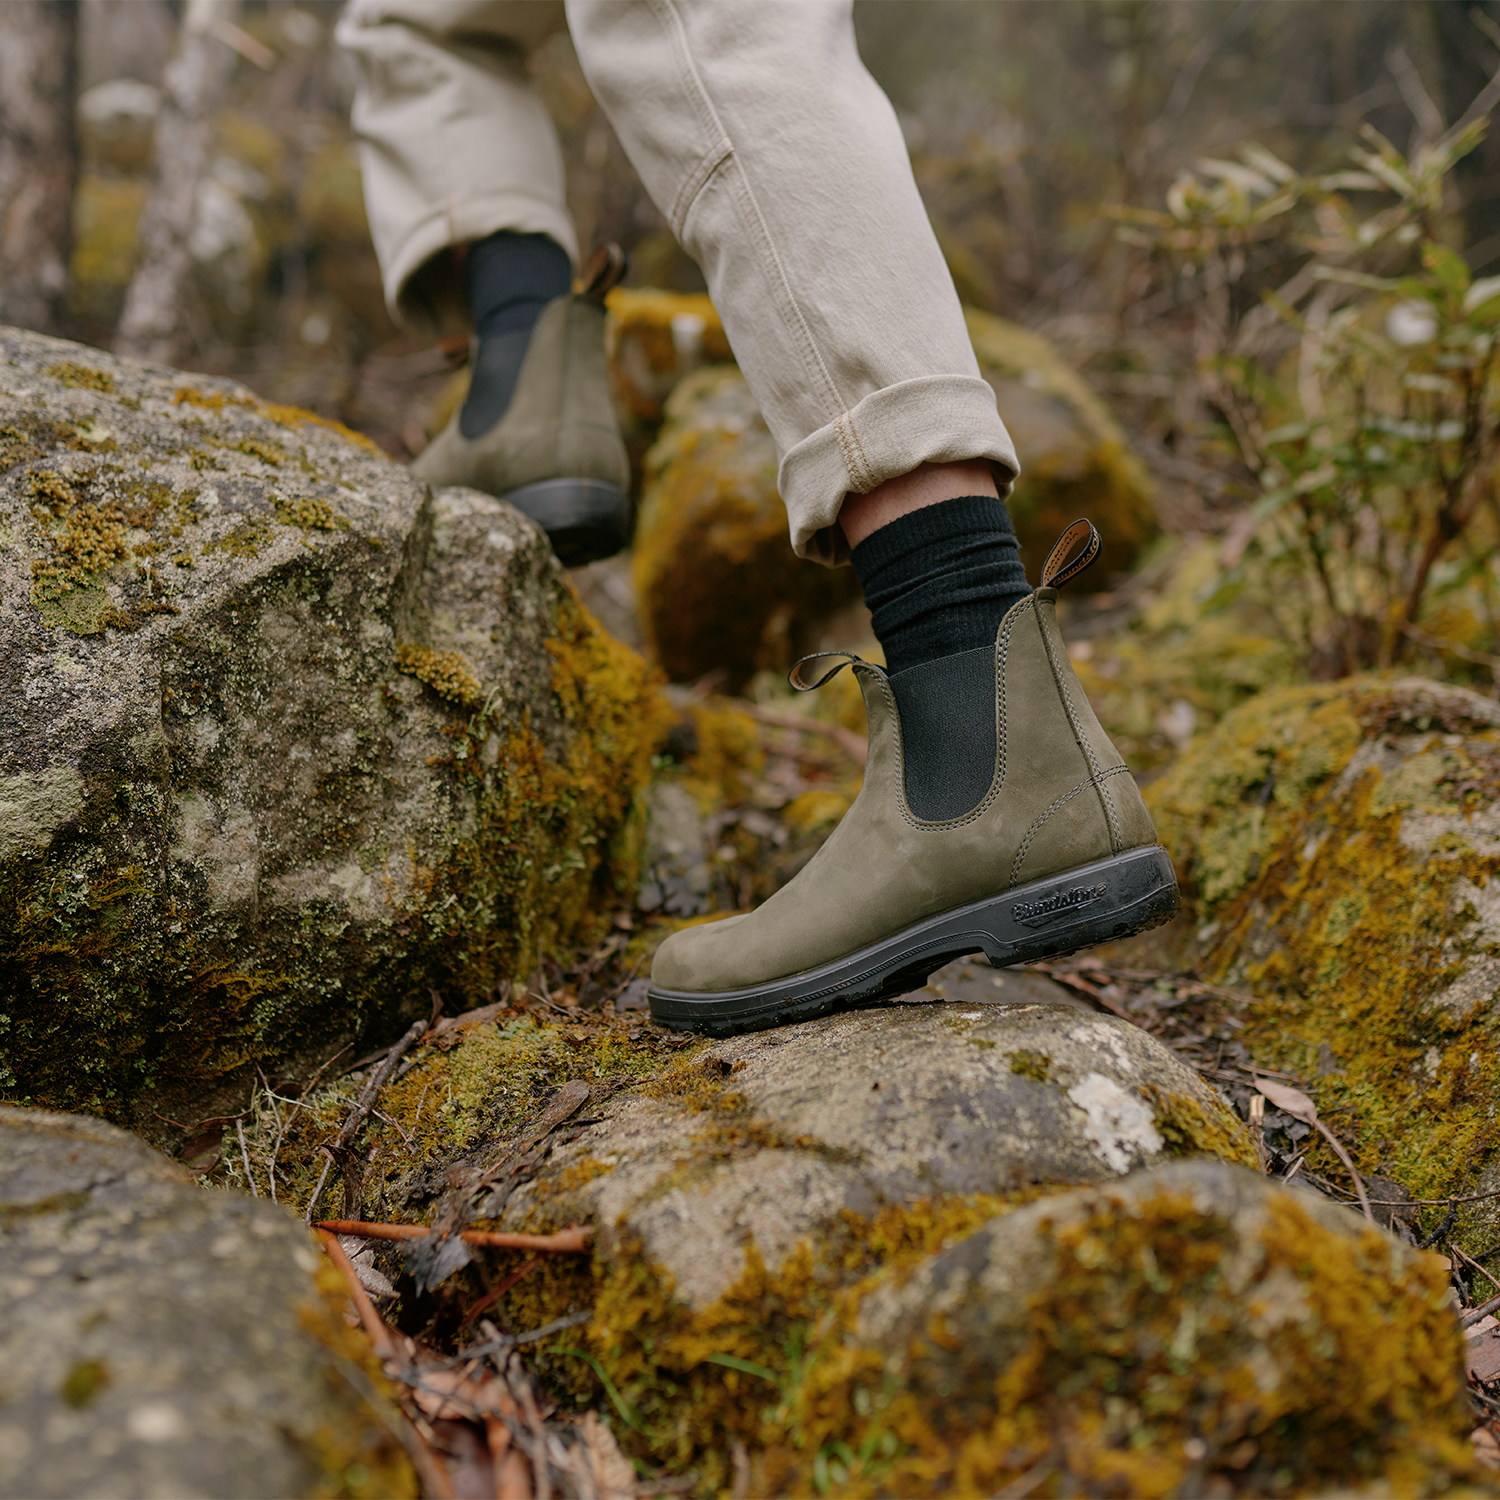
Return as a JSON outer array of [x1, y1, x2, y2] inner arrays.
[[0, 327, 670, 1133], [1146, 674, 1500, 1244]]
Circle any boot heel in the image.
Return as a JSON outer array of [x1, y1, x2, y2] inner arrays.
[[978, 845, 1179, 968], [501, 477, 631, 567]]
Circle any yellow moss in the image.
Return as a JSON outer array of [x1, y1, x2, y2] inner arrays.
[[395, 643, 484, 711], [604, 288, 734, 421], [1147, 676, 1500, 1213], [632, 367, 862, 688], [68, 175, 148, 321], [1008, 1048, 1052, 1083], [1139, 1083, 1260, 1169], [677, 700, 764, 812], [296, 1260, 419, 1499], [236, 437, 285, 466], [27, 467, 130, 615], [275, 495, 349, 532], [171, 386, 385, 458], [45, 362, 114, 393], [795, 1189, 1474, 1498]]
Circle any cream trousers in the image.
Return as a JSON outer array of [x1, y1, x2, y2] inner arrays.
[[336, 0, 1018, 563]]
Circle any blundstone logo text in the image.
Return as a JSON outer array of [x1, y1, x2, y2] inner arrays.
[[1012, 882, 1107, 928]]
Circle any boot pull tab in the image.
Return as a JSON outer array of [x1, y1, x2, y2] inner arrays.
[[578, 243, 629, 302], [1040, 518, 1101, 589], [788, 651, 864, 692]]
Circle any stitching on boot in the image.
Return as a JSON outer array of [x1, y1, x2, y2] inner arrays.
[[1033, 599, 1123, 852], [1009, 765, 1133, 888], [889, 598, 1023, 831]]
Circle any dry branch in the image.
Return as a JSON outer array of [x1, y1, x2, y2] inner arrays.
[[317, 1220, 593, 1254]]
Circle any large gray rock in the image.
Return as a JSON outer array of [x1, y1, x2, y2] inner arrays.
[[493, 1001, 1254, 1309], [0, 327, 662, 1129], [815, 1158, 1472, 1495], [0, 1107, 413, 1499]]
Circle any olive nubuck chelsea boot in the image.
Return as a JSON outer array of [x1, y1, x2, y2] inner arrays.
[[412, 247, 631, 567], [647, 521, 1179, 1036]]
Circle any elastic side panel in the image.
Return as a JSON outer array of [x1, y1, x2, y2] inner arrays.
[[888, 644, 998, 821]]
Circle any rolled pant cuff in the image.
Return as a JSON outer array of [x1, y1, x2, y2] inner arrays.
[[778, 374, 1020, 565], [383, 195, 580, 328]]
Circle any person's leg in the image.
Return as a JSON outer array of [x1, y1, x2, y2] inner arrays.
[[568, 0, 1176, 1033], [337, 0, 631, 564]]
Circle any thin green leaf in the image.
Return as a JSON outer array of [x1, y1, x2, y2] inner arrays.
[[555, 1347, 653, 1435], [705, 1353, 779, 1384]]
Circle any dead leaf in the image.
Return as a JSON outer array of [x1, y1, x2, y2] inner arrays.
[[1256, 1078, 1318, 1124], [1472, 1426, 1500, 1470], [1468, 1327, 1500, 1384]]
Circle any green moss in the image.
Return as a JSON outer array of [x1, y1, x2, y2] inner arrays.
[[203, 512, 275, 559], [1008, 1048, 1052, 1082], [296, 1260, 419, 1498], [1147, 677, 1500, 1217], [2, 584, 671, 1124], [275, 495, 349, 532], [45, 362, 115, 394]]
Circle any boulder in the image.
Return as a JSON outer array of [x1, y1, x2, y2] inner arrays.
[[304, 1000, 1252, 1484], [802, 1159, 1472, 1496], [499, 1001, 1253, 1311], [296, 1002, 1474, 1495], [1146, 675, 1500, 1247], [630, 365, 862, 688], [967, 308, 1158, 584], [0, 1106, 414, 1499], [0, 327, 667, 1129]]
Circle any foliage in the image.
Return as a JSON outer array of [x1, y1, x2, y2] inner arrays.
[[1120, 118, 1500, 676]]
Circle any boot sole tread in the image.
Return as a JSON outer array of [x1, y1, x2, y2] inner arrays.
[[646, 844, 1179, 1036]]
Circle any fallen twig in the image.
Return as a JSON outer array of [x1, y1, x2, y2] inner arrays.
[[316, 1226, 398, 1361], [317, 1220, 594, 1253], [1464, 1292, 1500, 1329], [457, 1312, 594, 1361], [334, 1018, 430, 1155], [236, 1117, 258, 1198], [739, 703, 868, 766]]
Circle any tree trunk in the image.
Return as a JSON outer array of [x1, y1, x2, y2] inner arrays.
[[0, 1, 79, 333], [114, 0, 236, 365]]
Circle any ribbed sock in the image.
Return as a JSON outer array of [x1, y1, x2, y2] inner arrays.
[[849, 493, 1032, 676], [459, 231, 573, 439], [851, 494, 1033, 820]]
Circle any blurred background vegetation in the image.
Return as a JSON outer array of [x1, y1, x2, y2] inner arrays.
[[8, 0, 1500, 776]]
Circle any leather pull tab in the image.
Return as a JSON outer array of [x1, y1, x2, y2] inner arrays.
[[788, 651, 863, 692], [1040, 519, 1101, 589], [578, 243, 628, 301]]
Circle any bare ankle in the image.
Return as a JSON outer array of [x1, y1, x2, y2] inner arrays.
[[837, 459, 999, 549]]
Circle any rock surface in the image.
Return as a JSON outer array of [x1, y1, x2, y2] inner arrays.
[[0, 327, 666, 1127], [1146, 674, 1500, 1247], [812, 1159, 1472, 1496], [493, 1001, 1253, 1310], [630, 365, 862, 688], [0, 1106, 412, 1499]]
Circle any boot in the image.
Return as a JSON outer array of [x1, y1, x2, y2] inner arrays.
[[413, 249, 631, 567], [647, 520, 1179, 1035]]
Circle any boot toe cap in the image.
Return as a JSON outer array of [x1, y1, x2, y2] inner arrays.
[[650, 912, 753, 994]]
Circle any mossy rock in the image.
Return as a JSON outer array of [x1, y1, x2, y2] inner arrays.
[[0, 326, 670, 1133], [303, 1003, 1475, 1495], [605, 287, 733, 426], [967, 308, 1157, 584], [0, 1106, 415, 1498], [631, 365, 862, 687], [67, 173, 149, 327], [349, 1001, 1251, 1487], [1146, 675, 1500, 1247], [814, 1160, 1474, 1496]]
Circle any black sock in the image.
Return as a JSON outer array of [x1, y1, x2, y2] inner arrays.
[[851, 494, 1032, 820], [849, 493, 1031, 677], [459, 231, 573, 439]]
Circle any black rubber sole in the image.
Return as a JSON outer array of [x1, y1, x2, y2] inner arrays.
[[503, 477, 631, 567], [647, 844, 1180, 1037]]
